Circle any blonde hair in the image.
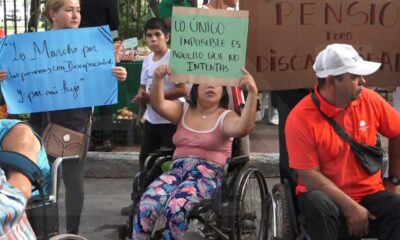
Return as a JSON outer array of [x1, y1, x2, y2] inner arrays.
[[43, 0, 80, 27]]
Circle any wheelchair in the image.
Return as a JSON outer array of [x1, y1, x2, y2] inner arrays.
[[268, 163, 386, 240], [0, 151, 87, 240], [119, 139, 270, 240]]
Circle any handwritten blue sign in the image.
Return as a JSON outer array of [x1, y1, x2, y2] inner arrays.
[[0, 26, 117, 114]]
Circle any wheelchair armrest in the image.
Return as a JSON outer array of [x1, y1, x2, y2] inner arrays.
[[154, 148, 174, 156], [27, 194, 52, 209], [143, 149, 173, 171], [224, 155, 249, 177], [132, 170, 147, 201], [219, 155, 249, 200], [145, 156, 173, 180], [132, 152, 174, 201], [50, 155, 79, 204]]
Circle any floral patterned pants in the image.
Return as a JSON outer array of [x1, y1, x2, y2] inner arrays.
[[132, 157, 223, 240]]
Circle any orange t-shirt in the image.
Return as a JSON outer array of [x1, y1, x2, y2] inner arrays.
[[286, 85, 400, 202]]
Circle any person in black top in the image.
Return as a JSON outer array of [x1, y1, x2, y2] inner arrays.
[[80, 0, 119, 32], [80, 0, 120, 151], [27, 0, 127, 234], [271, 89, 309, 189]]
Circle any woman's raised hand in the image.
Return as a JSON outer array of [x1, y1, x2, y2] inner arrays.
[[112, 66, 127, 82], [239, 68, 258, 95], [153, 65, 171, 81]]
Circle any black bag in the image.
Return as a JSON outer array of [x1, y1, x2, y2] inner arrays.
[[348, 140, 384, 175], [311, 93, 384, 175]]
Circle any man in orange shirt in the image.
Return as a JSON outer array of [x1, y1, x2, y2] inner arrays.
[[286, 44, 400, 239]]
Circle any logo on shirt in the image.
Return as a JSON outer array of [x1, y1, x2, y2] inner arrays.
[[358, 120, 369, 131]]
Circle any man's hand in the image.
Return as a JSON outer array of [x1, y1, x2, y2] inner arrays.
[[384, 178, 400, 194], [131, 89, 149, 105], [343, 202, 376, 237], [297, 168, 376, 238]]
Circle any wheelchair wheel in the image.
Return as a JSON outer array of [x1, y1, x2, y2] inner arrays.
[[269, 183, 295, 240], [49, 234, 87, 240], [230, 165, 269, 240]]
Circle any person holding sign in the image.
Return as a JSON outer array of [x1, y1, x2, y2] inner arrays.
[[132, 18, 188, 171], [16, 0, 127, 235], [132, 65, 258, 239], [286, 44, 400, 239], [200, 0, 250, 157]]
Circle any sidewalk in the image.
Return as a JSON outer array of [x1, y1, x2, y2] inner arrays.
[[59, 176, 280, 239], [56, 119, 281, 239], [59, 118, 389, 239], [84, 119, 282, 179]]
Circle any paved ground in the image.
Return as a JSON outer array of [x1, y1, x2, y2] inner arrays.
[[57, 177, 280, 239], [55, 118, 388, 239], [53, 119, 281, 239]]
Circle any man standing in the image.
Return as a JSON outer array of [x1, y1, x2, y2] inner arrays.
[[286, 44, 400, 239]]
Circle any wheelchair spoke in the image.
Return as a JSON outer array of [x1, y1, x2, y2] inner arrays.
[[231, 167, 268, 240], [269, 183, 295, 240]]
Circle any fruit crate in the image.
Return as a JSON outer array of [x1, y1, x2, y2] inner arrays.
[[90, 117, 137, 149], [89, 117, 102, 150], [112, 119, 135, 146]]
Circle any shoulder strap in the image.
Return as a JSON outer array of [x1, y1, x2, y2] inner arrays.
[[0, 150, 48, 239], [219, 109, 232, 133], [311, 92, 354, 145], [0, 151, 45, 189]]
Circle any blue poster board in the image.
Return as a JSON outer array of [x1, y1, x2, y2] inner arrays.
[[0, 26, 117, 114]]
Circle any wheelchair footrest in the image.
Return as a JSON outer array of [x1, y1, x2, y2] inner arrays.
[[188, 199, 214, 219]]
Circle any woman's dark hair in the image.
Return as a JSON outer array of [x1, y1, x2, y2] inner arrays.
[[188, 84, 229, 109]]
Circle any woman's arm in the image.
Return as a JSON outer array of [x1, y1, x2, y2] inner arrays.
[[3, 124, 40, 199], [164, 83, 189, 100], [223, 68, 258, 138], [150, 65, 183, 125]]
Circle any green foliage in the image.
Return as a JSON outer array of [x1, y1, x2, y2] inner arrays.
[[118, 0, 150, 40]]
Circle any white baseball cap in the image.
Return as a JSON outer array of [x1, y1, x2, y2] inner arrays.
[[313, 44, 381, 78]]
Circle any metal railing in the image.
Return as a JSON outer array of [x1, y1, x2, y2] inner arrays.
[[1, 0, 144, 38], [1, 0, 44, 34]]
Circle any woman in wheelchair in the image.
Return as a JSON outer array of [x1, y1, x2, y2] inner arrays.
[[131, 65, 258, 239], [0, 119, 50, 239]]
